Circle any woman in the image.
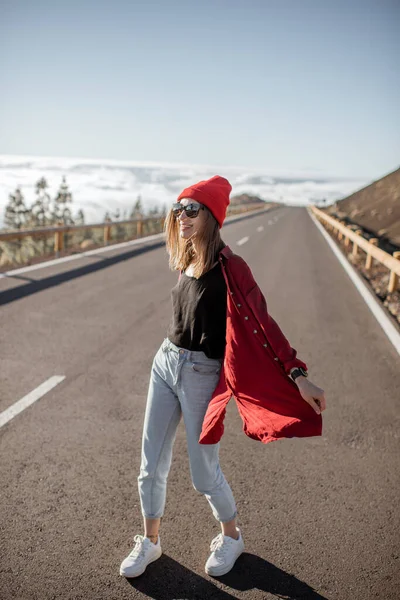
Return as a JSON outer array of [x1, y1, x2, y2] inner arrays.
[[120, 175, 326, 579]]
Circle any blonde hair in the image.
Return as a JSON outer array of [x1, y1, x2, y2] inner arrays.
[[164, 203, 226, 279]]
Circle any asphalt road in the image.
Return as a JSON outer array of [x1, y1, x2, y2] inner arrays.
[[1, 206, 399, 600]]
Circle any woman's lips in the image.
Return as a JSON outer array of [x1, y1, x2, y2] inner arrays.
[[180, 225, 192, 230]]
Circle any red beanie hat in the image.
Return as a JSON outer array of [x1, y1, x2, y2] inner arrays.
[[177, 175, 231, 228]]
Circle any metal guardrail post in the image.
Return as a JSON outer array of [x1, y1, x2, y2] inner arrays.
[[388, 252, 400, 293], [103, 223, 111, 246], [54, 221, 64, 258], [352, 230, 363, 256], [365, 238, 378, 270]]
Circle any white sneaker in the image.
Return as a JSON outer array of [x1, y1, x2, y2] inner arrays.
[[119, 534, 162, 578], [205, 527, 245, 576]]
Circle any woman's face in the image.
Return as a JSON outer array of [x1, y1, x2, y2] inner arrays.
[[176, 198, 207, 240]]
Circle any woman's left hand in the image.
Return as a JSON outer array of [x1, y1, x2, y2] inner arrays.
[[296, 378, 326, 415]]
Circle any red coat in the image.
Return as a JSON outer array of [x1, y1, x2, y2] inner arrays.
[[197, 245, 323, 445]]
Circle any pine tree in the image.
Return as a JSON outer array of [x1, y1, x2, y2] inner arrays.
[[130, 195, 143, 218], [148, 204, 159, 216], [112, 208, 125, 240], [4, 187, 30, 229], [53, 175, 74, 225], [1, 187, 37, 265], [30, 177, 52, 227], [76, 209, 85, 224]]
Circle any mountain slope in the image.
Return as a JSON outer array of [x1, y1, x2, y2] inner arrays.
[[325, 167, 400, 247]]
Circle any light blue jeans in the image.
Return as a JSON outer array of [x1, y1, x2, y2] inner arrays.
[[137, 337, 237, 523]]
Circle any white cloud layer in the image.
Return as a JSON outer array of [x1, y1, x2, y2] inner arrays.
[[0, 154, 368, 228]]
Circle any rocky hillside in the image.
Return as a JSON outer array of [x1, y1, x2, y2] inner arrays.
[[325, 167, 400, 248]]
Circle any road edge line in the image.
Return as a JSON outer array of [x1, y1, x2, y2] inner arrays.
[[307, 208, 400, 357]]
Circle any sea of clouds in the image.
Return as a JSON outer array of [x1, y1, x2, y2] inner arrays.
[[0, 154, 368, 228]]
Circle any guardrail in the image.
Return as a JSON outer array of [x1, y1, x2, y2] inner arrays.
[[311, 206, 400, 293], [0, 202, 267, 268]]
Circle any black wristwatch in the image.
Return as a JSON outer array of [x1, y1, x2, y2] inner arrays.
[[290, 367, 308, 382]]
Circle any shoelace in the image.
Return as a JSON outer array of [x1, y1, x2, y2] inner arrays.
[[210, 533, 232, 557], [128, 534, 148, 560]]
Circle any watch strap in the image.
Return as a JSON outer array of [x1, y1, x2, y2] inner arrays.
[[290, 367, 308, 382]]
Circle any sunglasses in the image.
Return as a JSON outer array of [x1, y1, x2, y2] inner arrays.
[[171, 202, 205, 218]]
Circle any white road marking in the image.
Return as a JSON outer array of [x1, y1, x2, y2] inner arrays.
[[308, 209, 400, 357], [0, 376, 66, 429], [237, 237, 249, 246], [257, 226, 264, 232]]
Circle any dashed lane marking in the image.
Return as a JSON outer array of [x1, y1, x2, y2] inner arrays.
[[237, 237, 249, 246], [0, 376, 66, 429]]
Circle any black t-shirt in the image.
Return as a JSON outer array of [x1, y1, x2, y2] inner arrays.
[[166, 261, 227, 359]]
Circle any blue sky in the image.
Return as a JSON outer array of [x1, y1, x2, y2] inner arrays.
[[1, 0, 399, 179]]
